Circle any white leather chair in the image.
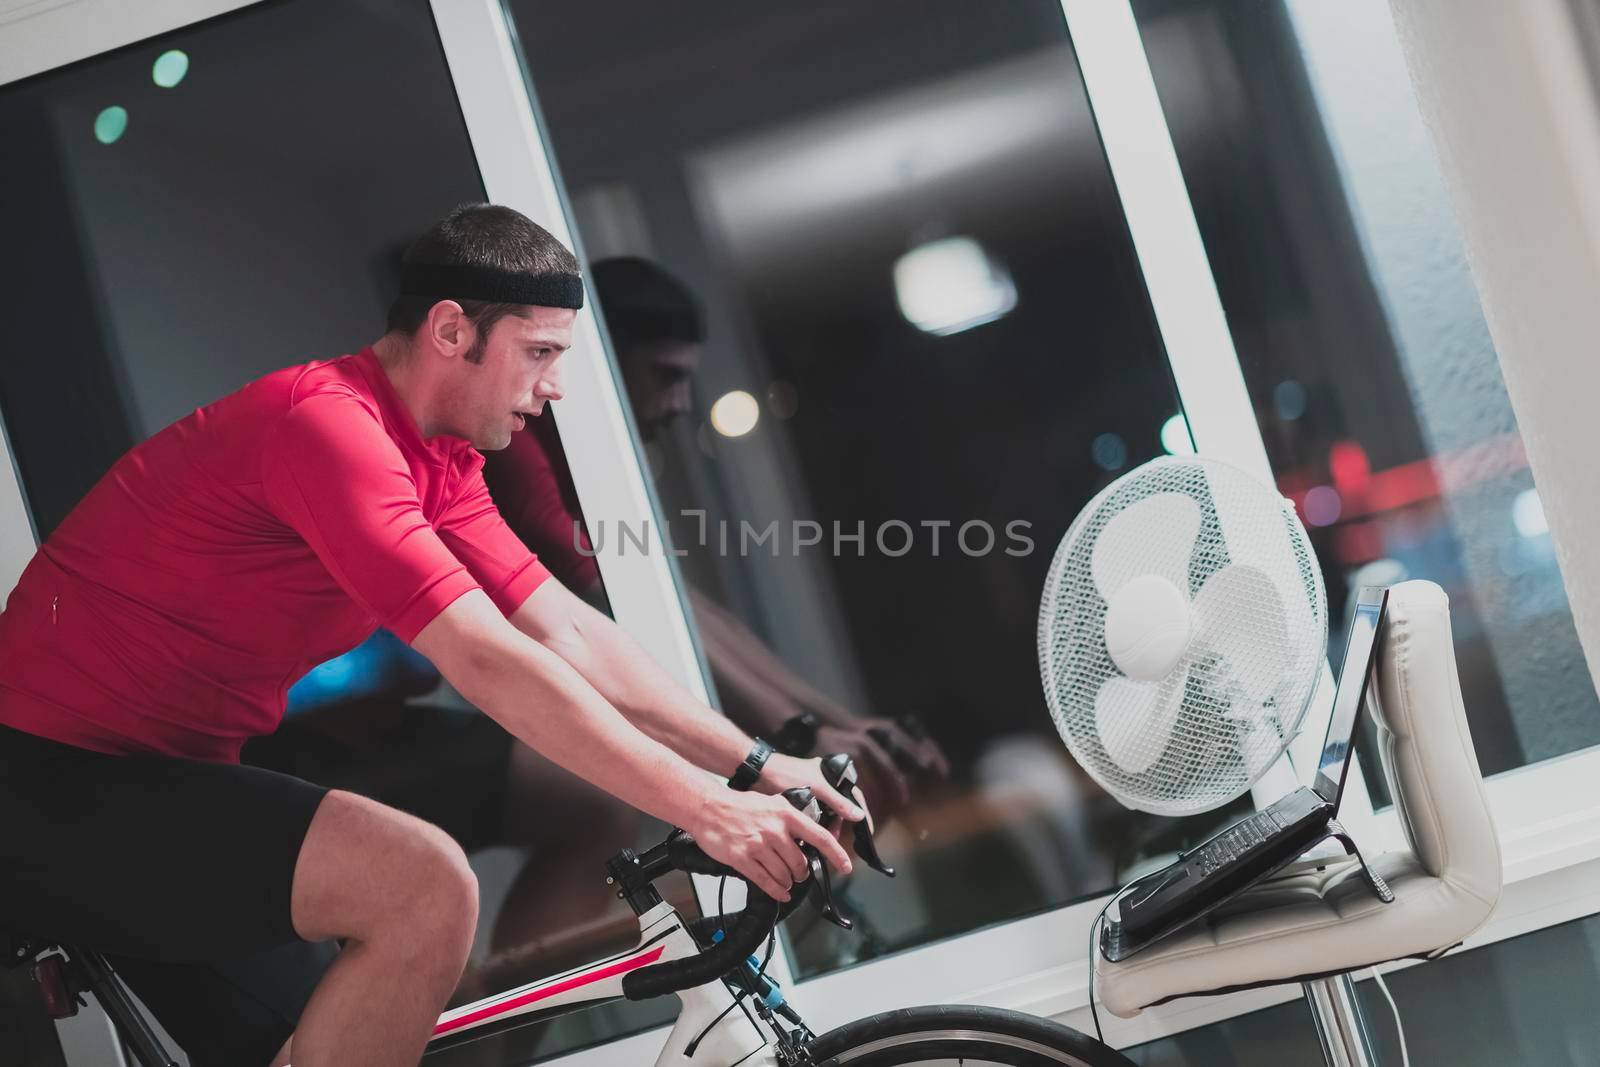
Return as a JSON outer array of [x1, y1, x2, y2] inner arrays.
[[1096, 580, 1503, 1063]]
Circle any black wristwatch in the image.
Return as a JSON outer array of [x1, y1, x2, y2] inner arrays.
[[772, 711, 822, 757], [729, 738, 774, 791]]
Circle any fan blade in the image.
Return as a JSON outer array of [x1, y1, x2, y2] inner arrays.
[[1190, 563, 1289, 706], [1094, 672, 1185, 775], [1206, 470, 1318, 654], [1090, 492, 1201, 602]]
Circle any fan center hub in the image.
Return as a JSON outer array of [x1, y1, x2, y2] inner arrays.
[[1104, 574, 1192, 682]]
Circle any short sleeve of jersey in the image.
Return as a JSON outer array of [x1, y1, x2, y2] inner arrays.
[[259, 392, 481, 643], [438, 467, 552, 616]]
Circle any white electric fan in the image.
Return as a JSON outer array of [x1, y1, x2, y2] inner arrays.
[[1037, 455, 1327, 816]]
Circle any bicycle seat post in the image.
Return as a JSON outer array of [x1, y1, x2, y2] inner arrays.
[[61, 946, 180, 1067]]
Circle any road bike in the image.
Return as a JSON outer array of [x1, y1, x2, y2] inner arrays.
[[11, 755, 1137, 1066]]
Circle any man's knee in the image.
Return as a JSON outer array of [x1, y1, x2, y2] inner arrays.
[[292, 790, 478, 950], [405, 821, 479, 953]]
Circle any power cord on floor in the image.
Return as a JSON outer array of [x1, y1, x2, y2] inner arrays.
[[1370, 966, 1410, 1067]]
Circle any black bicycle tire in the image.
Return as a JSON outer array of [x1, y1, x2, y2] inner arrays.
[[804, 1004, 1136, 1067]]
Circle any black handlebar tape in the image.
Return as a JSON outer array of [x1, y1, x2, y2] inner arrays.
[[682, 872, 813, 947], [621, 889, 781, 1000], [664, 830, 743, 877], [774, 877, 815, 923]]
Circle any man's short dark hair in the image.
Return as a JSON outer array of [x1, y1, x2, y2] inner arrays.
[[386, 204, 581, 364]]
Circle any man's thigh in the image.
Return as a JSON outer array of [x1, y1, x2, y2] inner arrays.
[[0, 721, 328, 963]]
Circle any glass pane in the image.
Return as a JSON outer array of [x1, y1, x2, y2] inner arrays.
[[507, 0, 1251, 980], [1128, 913, 1600, 1064], [1133, 0, 1600, 800], [1353, 913, 1600, 1064], [1124, 997, 1323, 1065], [0, 2, 671, 1059]]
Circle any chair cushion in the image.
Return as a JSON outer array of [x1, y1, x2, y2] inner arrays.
[[1096, 851, 1494, 1016]]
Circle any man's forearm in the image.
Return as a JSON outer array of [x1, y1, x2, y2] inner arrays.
[[450, 623, 721, 830], [515, 592, 754, 778]]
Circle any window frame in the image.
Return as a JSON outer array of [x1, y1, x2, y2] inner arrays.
[[0, 0, 1595, 1063]]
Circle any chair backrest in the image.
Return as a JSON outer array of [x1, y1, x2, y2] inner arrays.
[[1369, 580, 1502, 906]]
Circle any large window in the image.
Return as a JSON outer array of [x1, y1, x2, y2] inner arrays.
[[1132, 0, 1600, 797], [507, 0, 1253, 981]]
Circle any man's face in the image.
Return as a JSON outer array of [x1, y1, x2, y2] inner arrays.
[[450, 306, 575, 450], [621, 340, 702, 441]]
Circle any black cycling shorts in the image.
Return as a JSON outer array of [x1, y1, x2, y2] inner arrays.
[[0, 721, 337, 1067]]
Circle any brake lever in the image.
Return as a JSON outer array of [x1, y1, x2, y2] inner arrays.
[[808, 849, 853, 930], [820, 753, 896, 878], [781, 786, 822, 823], [850, 821, 895, 878], [780, 785, 855, 928]]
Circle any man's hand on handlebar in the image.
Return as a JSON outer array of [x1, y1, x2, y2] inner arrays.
[[817, 722, 908, 815], [688, 777, 857, 902], [755, 752, 869, 830], [616, 753, 895, 1000]]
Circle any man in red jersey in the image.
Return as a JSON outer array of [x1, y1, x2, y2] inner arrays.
[[0, 204, 861, 1067]]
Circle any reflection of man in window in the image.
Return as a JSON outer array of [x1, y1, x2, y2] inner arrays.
[[485, 257, 950, 818], [0, 204, 859, 1067]]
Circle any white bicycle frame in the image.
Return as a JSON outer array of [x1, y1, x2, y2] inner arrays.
[[429, 900, 788, 1066]]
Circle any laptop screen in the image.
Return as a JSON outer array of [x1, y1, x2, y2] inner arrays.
[[1312, 585, 1389, 806]]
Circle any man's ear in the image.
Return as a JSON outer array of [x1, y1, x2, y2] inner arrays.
[[424, 300, 472, 358]]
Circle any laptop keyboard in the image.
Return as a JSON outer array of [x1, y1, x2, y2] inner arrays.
[[1191, 807, 1289, 876]]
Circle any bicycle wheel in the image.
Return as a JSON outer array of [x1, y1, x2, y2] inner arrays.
[[804, 1004, 1136, 1066]]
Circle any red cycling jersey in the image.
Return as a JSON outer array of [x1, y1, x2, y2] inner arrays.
[[0, 347, 548, 762]]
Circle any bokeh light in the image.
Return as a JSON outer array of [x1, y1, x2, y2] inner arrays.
[[152, 50, 189, 88], [1513, 488, 1548, 539], [1159, 413, 1195, 455], [892, 236, 1017, 336], [1303, 485, 1342, 526], [93, 106, 128, 144], [1091, 432, 1127, 471], [710, 390, 760, 437], [1273, 379, 1307, 421]]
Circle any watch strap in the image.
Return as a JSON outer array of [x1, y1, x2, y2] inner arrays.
[[730, 738, 774, 792]]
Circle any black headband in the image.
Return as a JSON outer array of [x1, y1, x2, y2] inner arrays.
[[399, 262, 585, 310]]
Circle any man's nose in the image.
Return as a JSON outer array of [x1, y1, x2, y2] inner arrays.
[[534, 369, 565, 403]]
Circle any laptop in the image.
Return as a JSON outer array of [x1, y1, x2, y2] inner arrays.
[[1101, 584, 1390, 962]]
